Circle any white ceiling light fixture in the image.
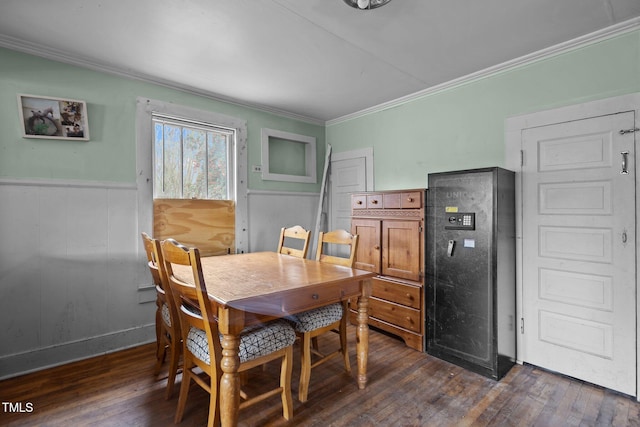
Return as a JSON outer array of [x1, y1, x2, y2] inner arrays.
[[343, 0, 392, 10]]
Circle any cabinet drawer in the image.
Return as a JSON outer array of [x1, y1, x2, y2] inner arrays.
[[367, 194, 382, 209], [383, 192, 401, 209], [401, 191, 422, 209], [283, 281, 360, 312], [382, 191, 422, 209], [369, 297, 421, 333], [352, 195, 367, 209], [283, 287, 339, 312], [372, 278, 421, 309]]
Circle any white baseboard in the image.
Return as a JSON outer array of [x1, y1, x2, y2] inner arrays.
[[0, 325, 155, 380]]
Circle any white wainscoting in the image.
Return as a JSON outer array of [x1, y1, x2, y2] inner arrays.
[[0, 178, 155, 379], [0, 181, 319, 379], [247, 190, 319, 254]]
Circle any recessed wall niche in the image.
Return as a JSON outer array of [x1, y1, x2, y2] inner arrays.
[[260, 128, 316, 183]]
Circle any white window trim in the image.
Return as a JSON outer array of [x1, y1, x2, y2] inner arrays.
[[136, 97, 248, 253]]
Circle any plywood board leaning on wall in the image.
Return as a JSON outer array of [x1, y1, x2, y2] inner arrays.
[[153, 199, 235, 256]]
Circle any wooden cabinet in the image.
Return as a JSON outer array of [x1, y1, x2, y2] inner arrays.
[[350, 189, 426, 351]]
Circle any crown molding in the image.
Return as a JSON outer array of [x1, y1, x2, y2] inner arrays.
[[0, 34, 324, 126], [1, 16, 638, 128], [327, 17, 640, 126]]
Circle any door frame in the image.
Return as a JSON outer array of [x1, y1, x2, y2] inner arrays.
[[505, 92, 640, 400]]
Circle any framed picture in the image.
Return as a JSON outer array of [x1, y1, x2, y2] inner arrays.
[[17, 94, 89, 141]]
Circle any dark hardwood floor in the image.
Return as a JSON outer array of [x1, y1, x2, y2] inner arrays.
[[1, 326, 638, 426]]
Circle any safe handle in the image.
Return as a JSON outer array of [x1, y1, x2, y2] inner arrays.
[[447, 240, 455, 257]]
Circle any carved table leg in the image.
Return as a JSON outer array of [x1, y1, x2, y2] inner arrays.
[[356, 279, 372, 390], [218, 308, 244, 427]]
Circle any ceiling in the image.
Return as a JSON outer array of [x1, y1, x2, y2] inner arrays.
[[1, 0, 639, 124]]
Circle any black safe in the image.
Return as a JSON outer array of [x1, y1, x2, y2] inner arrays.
[[426, 167, 516, 380]]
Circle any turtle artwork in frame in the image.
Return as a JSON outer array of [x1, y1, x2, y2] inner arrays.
[[18, 94, 90, 141]]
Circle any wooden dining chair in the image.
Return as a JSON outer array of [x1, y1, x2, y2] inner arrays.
[[141, 232, 181, 400], [160, 239, 296, 427], [277, 225, 311, 258], [287, 229, 359, 402]]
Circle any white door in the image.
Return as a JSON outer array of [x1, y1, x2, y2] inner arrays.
[[328, 150, 371, 257], [330, 157, 366, 231], [521, 112, 636, 396]]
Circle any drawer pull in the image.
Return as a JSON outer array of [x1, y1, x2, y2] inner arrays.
[[356, 200, 363, 205], [312, 293, 319, 300], [371, 200, 378, 204], [374, 245, 380, 250], [407, 197, 414, 202]]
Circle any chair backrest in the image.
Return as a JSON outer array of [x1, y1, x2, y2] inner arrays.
[[141, 232, 162, 289], [315, 229, 359, 268], [160, 239, 222, 366], [142, 233, 181, 328], [277, 225, 311, 259]]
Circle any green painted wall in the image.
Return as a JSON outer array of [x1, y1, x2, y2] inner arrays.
[[2, 30, 639, 194], [327, 31, 640, 191], [0, 47, 325, 193]]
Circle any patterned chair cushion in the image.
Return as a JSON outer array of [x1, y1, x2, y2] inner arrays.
[[162, 302, 202, 329], [161, 303, 172, 327], [287, 302, 344, 333], [186, 320, 296, 365]]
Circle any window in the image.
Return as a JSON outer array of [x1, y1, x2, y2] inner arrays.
[[136, 97, 248, 254], [152, 114, 235, 200]]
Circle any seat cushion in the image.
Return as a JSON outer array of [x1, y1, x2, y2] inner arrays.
[[161, 303, 171, 327], [287, 302, 344, 333], [161, 302, 201, 329], [186, 320, 296, 365]]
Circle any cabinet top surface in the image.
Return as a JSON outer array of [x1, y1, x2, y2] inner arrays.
[[351, 189, 426, 196]]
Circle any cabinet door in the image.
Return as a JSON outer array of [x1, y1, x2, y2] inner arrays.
[[382, 220, 421, 281], [351, 219, 381, 273]]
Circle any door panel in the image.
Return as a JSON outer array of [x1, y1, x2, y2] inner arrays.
[[382, 220, 421, 281], [352, 219, 381, 273], [330, 156, 366, 257], [539, 226, 612, 262], [539, 181, 611, 214], [521, 112, 636, 396]]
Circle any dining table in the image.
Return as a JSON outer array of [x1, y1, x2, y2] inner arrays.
[[172, 250, 377, 427]]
